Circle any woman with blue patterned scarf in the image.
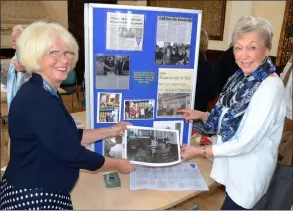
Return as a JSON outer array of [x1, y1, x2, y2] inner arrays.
[[178, 16, 286, 210]]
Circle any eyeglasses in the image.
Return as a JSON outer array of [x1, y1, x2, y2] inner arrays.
[[47, 51, 76, 60]]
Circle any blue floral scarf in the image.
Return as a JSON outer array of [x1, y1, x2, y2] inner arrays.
[[203, 57, 276, 142]]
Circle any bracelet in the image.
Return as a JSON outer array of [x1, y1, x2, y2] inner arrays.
[[202, 146, 207, 159]]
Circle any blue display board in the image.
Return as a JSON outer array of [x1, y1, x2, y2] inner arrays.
[[84, 3, 202, 154]]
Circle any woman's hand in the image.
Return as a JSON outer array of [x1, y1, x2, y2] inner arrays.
[[181, 145, 202, 159], [176, 109, 206, 123], [117, 159, 136, 174], [110, 122, 132, 137]]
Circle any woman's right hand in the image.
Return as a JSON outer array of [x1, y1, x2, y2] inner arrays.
[[117, 159, 136, 174], [176, 109, 206, 122]]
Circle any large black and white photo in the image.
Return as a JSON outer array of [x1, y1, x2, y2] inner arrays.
[[155, 16, 192, 65], [96, 55, 130, 89], [125, 126, 181, 167]]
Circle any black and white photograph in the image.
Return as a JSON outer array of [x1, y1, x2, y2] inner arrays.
[[118, 27, 136, 38], [153, 121, 184, 144], [96, 55, 130, 89], [103, 136, 123, 159], [124, 126, 181, 167], [124, 99, 155, 120], [157, 93, 191, 117], [155, 42, 190, 65], [97, 92, 122, 123]]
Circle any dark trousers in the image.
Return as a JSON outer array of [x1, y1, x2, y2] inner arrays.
[[221, 193, 250, 210], [253, 165, 293, 210]]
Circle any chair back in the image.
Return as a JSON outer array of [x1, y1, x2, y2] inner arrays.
[[62, 69, 76, 86]]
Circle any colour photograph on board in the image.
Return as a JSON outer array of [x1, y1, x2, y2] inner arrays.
[[124, 99, 155, 120], [124, 126, 181, 167], [97, 92, 122, 123], [103, 136, 123, 159], [153, 120, 184, 144], [96, 55, 130, 90]]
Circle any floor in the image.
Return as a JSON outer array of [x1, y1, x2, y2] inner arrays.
[[0, 90, 225, 210]]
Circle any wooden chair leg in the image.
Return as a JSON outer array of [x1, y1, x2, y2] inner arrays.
[[76, 91, 80, 108], [71, 94, 74, 112], [0, 121, 7, 147]]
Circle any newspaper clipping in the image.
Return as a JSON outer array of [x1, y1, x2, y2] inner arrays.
[[155, 16, 192, 65], [157, 69, 193, 117], [124, 126, 181, 167], [106, 12, 144, 51]]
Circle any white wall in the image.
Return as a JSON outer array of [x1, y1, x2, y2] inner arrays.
[[208, 1, 285, 56], [117, 0, 285, 56], [1, 0, 285, 56]]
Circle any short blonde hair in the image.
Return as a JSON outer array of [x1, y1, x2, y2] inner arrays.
[[231, 16, 273, 50], [17, 21, 79, 73], [200, 28, 209, 53]]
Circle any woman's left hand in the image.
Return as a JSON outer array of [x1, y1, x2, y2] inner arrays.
[[181, 145, 201, 159], [111, 122, 132, 137]]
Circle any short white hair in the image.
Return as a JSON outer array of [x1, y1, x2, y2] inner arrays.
[[231, 16, 273, 50], [17, 21, 79, 73], [12, 24, 26, 33]]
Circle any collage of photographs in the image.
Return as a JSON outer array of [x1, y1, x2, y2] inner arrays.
[[97, 13, 194, 167]]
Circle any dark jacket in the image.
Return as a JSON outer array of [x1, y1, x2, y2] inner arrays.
[[194, 53, 217, 111], [4, 73, 105, 193], [214, 46, 239, 92]]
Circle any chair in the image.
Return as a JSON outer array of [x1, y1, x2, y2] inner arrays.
[[79, 79, 86, 111], [60, 69, 80, 111], [0, 114, 8, 147]]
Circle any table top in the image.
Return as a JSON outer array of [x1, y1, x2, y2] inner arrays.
[[71, 158, 215, 210], [1, 91, 7, 103], [69, 111, 216, 210]]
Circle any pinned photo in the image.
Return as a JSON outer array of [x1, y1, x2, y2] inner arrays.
[[157, 93, 191, 118], [153, 120, 184, 144], [103, 136, 123, 159], [97, 92, 122, 123], [124, 126, 181, 167], [124, 99, 155, 120], [96, 55, 130, 90]]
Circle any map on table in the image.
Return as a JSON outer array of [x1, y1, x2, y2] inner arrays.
[[130, 163, 208, 191]]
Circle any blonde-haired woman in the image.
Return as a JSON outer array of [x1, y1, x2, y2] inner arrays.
[[7, 24, 31, 110], [178, 16, 285, 209], [0, 21, 135, 210]]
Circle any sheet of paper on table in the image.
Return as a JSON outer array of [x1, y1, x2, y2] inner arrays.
[[130, 162, 208, 191]]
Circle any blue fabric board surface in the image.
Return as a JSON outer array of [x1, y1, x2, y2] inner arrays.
[[91, 6, 200, 154]]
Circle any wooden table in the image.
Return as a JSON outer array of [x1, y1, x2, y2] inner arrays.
[[70, 111, 216, 210], [1, 92, 7, 103]]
